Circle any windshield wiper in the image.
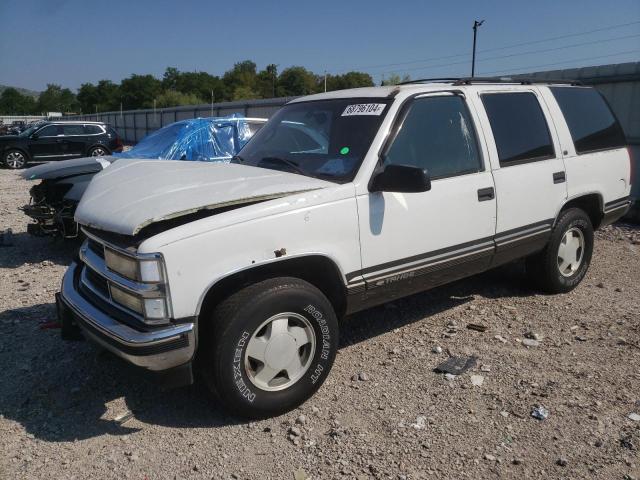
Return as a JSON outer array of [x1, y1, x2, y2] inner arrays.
[[259, 156, 305, 175]]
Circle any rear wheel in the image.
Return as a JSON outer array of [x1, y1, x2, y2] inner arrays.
[[3, 149, 27, 169], [200, 277, 339, 419], [88, 146, 108, 156], [526, 208, 594, 293]]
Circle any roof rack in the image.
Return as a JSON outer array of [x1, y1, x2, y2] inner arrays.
[[398, 78, 461, 85], [398, 76, 582, 86]]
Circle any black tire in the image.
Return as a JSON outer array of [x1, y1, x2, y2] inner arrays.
[[3, 149, 28, 169], [88, 146, 109, 157], [200, 277, 339, 419], [526, 208, 594, 293]]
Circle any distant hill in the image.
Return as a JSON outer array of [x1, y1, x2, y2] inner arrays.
[[0, 84, 40, 99]]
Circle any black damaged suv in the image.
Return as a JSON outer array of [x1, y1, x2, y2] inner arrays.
[[0, 121, 123, 169]]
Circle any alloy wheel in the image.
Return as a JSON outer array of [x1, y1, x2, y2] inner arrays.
[[5, 151, 25, 168], [90, 147, 106, 156]]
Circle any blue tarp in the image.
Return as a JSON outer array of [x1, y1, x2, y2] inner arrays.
[[113, 115, 255, 162]]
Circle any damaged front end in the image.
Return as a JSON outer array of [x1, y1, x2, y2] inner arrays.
[[23, 179, 81, 238], [21, 157, 111, 238]]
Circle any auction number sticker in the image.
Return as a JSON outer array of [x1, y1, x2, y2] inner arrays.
[[341, 103, 386, 116]]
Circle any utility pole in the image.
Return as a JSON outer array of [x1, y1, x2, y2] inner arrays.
[[324, 71, 327, 92], [211, 90, 214, 117], [153, 98, 157, 123], [471, 19, 484, 77]]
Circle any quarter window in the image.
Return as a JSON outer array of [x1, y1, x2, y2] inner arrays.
[[550, 87, 625, 154], [383, 95, 482, 179], [481, 92, 554, 165], [84, 124, 104, 135]]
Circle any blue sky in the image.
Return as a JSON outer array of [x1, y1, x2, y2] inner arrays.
[[1, 0, 639, 91]]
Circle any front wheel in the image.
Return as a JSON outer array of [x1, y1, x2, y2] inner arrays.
[[200, 277, 339, 419], [526, 208, 594, 293], [3, 149, 27, 169]]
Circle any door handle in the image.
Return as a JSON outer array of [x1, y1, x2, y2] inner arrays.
[[553, 171, 566, 184], [477, 187, 495, 202]]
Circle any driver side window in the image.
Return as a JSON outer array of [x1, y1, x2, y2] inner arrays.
[[384, 95, 482, 179], [36, 125, 62, 137]]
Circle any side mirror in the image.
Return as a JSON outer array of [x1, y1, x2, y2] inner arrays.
[[369, 164, 431, 193]]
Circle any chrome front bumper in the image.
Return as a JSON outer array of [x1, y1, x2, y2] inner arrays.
[[59, 261, 195, 372]]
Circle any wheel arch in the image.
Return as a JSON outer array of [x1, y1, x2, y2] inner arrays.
[[3, 146, 31, 162], [196, 254, 349, 325], [86, 143, 111, 156], [556, 192, 604, 229]]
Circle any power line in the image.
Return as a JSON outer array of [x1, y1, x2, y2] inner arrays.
[[391, 32, 640, 76], [482, 49, 640, 76], [333, 19, 640, 73]]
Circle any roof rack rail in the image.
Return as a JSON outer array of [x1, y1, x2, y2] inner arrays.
[[452, 76, 582, 86], [398, 76, 582, 86], [397, 78, 461, 85]]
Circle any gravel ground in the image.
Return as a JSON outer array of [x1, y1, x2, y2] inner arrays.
[[1, 168, 639, 480]]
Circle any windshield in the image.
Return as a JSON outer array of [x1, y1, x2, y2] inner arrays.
[[235, 98, 391, 182], [19, 123, 45, 137]]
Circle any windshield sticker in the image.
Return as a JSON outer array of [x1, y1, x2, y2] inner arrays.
[[341, 103, 386, 116], [340, 147, 350, 155]]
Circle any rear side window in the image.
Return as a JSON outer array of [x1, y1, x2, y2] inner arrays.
[[550, 87, 625, 154], [84, 124, 104, 135], [384, 95, 482, 179], [482, 92, 555, 166], [63, 125, 85, 136]]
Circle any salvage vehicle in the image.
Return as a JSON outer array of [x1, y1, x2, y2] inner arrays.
[[56, 79, 632, 419], [21, 116, 267, 238], [1, 120, 123, 169]]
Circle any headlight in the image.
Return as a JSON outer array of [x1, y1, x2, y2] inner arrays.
[[105, 247, 164, 283], [105, 248, 138, 280], [110, 284, 144, 315]]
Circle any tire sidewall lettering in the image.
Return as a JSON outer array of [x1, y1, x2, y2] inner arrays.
[[232, 331, 256, 403]]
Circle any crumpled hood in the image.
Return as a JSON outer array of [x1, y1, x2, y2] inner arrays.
[[75, 159, 333, 236], [21, 156, 116, 180]]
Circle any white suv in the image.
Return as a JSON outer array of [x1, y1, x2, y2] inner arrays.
[[57, 78, 632, 418]]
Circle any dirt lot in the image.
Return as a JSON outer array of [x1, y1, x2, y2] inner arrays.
[[0, 168, 639, 480]]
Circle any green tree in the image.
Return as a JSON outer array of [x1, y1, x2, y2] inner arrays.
[[255, 64, 279, 98], [175, 71, 224, 102], [277, 66, 319, 96], [155, 90, 202, 108], [0, 88, 37, 114], [77, 82, 99, 113], [96, 80, 121, 111], [222, 61, 258, 100], [381, 73, 410, 86], [120, 74, 162, 109], [78, 80, 121, 113], [37, 84, 79, 113], [162, 67, 180, 90], [326, 71, 374, 91]]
